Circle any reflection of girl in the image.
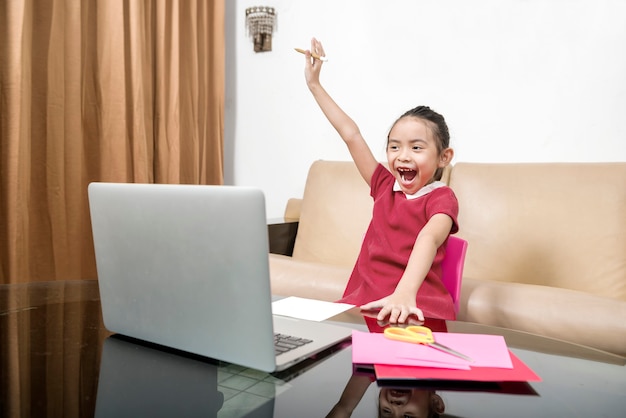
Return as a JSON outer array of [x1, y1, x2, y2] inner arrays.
[[325, 374, 372, 418], [379, 388, 445, 418], [325, 376, 445, 418]]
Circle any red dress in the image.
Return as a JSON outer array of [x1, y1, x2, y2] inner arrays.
[[337, 164, 459, 320]]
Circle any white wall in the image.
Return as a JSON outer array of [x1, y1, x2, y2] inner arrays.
[[225, 0, 626, 218]]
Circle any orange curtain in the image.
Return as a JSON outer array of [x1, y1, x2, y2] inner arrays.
[[0, 0, 225, 285]]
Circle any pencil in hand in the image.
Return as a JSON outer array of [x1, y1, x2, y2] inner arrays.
[[294, 48, 328, 62]]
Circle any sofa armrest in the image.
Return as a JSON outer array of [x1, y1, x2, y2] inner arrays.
[[458, 277, 626, 357], [267, 218, 299, 256], [284, 198, 302, 220]]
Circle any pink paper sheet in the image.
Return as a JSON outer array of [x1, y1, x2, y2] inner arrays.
[[351, 330, 513, 370]]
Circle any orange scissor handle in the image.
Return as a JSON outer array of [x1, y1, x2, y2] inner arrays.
[[384, 325, 435, 345]]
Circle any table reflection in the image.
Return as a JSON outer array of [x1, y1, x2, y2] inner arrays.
[[327, 375, 446, 418], [96, 336, 228, 418], [3, 281, 625, 418], [1, 280, 108, 418], [0, 282, 531, 418]]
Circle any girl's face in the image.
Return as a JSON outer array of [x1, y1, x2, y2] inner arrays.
[[378, 389, 435, 418], [386, 117, 450, 195]]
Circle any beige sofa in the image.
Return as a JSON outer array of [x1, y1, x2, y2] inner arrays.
[[269, 160, 626, 357]]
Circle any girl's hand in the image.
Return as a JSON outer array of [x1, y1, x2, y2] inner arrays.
[[360, 293, 425, 324], [304, 37, 325, 89]]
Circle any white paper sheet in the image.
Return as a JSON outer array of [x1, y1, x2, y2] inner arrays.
[[271, 296, 354, 322]]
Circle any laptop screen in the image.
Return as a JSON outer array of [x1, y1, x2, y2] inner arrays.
[[89, 183, 278, 371]]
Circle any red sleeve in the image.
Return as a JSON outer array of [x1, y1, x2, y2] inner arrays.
[[370, 164, 394, 199], [426, 186, 459, 234]]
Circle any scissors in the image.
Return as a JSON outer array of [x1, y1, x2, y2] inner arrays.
[[384, 326, 473, 362]]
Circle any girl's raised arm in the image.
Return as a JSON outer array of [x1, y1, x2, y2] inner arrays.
[[304, 38, 378, 185]]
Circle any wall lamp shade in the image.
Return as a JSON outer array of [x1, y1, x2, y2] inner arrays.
[[245, 6, 276, 52]]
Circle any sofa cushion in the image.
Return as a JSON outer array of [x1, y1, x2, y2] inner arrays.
[[292, 161, 373, 268], [449, 163, 626, 301], [269, 254, 350, 301]]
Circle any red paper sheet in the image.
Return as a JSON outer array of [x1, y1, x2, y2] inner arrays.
[[374, 351, 541, 382]]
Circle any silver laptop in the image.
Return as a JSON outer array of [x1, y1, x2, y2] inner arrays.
[[88, 183, 352, 372]]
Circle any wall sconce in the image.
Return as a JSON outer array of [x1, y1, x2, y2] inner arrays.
[[245, 6, 276, 53]]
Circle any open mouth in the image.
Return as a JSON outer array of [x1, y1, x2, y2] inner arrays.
[[398, 167, 417, 183], [389, 389, 411, 397]]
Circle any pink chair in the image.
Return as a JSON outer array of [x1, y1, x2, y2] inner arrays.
[[440, 235, 468, 314]]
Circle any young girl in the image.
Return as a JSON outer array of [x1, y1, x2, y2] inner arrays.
[[303, 38, 459, 323]]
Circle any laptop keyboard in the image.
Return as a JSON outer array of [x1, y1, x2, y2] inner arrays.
[[274, 333, 313, 356]]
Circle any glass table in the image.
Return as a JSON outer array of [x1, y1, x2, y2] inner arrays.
[[1, 280, 625, 417]]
